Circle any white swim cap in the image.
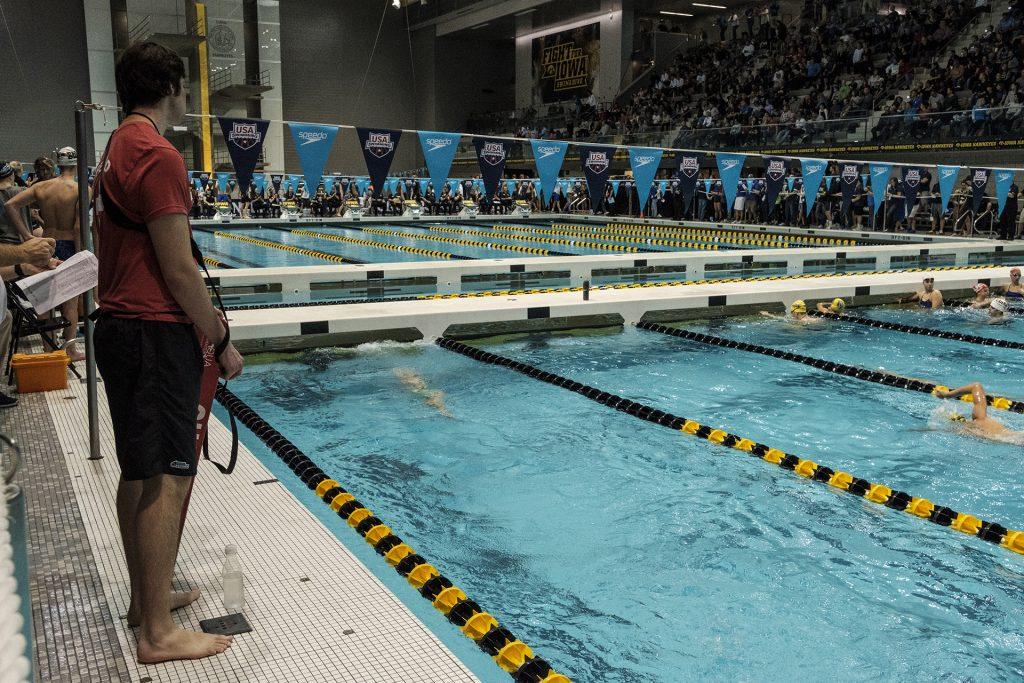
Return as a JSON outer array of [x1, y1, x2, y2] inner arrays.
[[56, 147, 77, 167], [991, 297, 1008, 313]]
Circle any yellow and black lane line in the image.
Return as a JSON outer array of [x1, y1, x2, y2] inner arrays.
[[638, 322, 1024, 413], [539, 222, 787, 249], [425, 225, 647, 254], [214, 385, 572, 683], [810, 310, 1024, 351], [212, 230, 363, 265], [292, 228, 475, 260], [492, 224, 723, 251], [202, 256, 234, 269], [604, 222, 855, 246], [437, 337, 1024, 557], [358, 226, 573, 257]]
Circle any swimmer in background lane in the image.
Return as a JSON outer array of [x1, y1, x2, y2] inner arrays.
[[759, 299, 821, 324], [934, 382, 1024, 444], [816, 297, 846, 315], [1001, 267, 1023, 305], [988, 297, 1010, 324], [969, 282, 992, 308], [394, 368, 453, 418], [898, 276, 943, 309]]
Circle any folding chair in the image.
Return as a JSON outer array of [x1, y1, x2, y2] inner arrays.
[[4, 281, 82, 383]]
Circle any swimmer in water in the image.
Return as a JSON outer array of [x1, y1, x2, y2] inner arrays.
[[934, 382, 1024, 444], [969, 282, 991, 308], [759, 299, 821, 324], [988, 297, 1010, 323], [1002, 267, 1023, 305], [816, 297, 846, 315], [394, 368, 452, 417], [898, 276, 943, 309]]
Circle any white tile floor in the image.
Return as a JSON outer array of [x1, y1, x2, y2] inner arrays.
[[43, 378, 479, 683]]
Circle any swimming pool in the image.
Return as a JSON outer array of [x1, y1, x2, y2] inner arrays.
[[219, 307, 1024, 681]]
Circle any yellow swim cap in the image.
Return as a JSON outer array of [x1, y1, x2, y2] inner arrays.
[[791, 300, 806, 313], [829, 298, 846, 313], [949, 413, 967, 423]]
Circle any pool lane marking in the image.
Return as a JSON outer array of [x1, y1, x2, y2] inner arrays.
[[214, 385, 572, 682], [600, 222, 856, 246], [637, 322, 1024, 413], [358, 226, 572, 257], [209, 230, 365, 265], [291, 229, 474, 260], [423, 225, 651, 254], [810, 310, 1024, 351], [203, 256, 234, 269], [437, 336, 1024, 557], [512, 223, 773, 250]]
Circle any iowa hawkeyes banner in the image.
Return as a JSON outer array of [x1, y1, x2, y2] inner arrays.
[[580, 146, 614, 213], [674, 153, 702, 212], [763, 157, 786, 213], [289, 123, 339, 195], [901, 167, 922, 215], [356, 127, 402, 198], [473, 137, 510, 199], [628, 147, 662, 206], [532, 23, 600, 104], [839, 163, 860, 216], [218, 117, 269, 191], [970, 168, 990, 213]]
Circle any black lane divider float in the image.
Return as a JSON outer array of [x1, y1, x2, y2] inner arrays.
[[436, 337, 1024, 557], [203, 256, 234, 269], [637, 322, 1023, 413], [811, 310, 1024, 350], [225, 294, 424, 311], [214, 385, 572, 683]]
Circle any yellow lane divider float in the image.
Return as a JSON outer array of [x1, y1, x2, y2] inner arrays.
[[437, 337, 1024, 556], [359, 226, 559, 256], [291, 228, 469, 260], [212, 230, 358, 264], [202, 256, 232, 269], [425, 225, 642, 253], [215, 385, 571, 682], [601, 222, 855, 246], [524, 223, 777, 249], [489, 224, 723, 251]]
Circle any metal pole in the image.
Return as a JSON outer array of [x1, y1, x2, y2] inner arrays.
[[75, 103, 102, 460]]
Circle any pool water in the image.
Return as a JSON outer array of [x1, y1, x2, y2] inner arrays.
[[221, 310, 1024, 682]]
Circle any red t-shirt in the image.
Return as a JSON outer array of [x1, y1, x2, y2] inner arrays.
[[96, 119, 193, 322]]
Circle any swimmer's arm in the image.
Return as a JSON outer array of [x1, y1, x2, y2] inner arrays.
[[933, 290, 944, 308], [4, 185, 38, 241], [815, 302, 831, 314], [936, 383, 988, 420], [898, 291, 920, 303], [759, 311, 783, 319]]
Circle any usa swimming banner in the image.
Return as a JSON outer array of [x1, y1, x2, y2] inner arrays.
[[800, 158, 827, 216], [840, 163, 860, 216], [289, 123, 339, 195], [419, 131, 461, 197], [869, 163, 892, 215], [995, 170, 1014, 217], [763, 157, 787, 214], [674, 153, 701, 211], [628, 147, 662, 205], [473, 137, 510, 199], [580, 146, 614, 212], [937, 165, 960, 212], [217, 117, 269, 191], [716, 152, 746, 213], [901, 167, 922, 215], [530, 139, 568, 204], [970, 168, 990, 213], [356, 127, 402, 198]]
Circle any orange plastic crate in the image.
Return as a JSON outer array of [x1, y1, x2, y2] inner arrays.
[[12, 350, 70, 393]]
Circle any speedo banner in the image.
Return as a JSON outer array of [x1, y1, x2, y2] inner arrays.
[[419, 131, 461, 197], [289, 123, 339, 195], [937, 165, 960, 212], [716, 152, 746, 213], [870, 163, 892, 215], [970, 168, 990, 213], [995, 170, 1015, 217], [473, 137, 510, 199], [356, 127, 402, 198], [800, 158, 827, 216], [580, 146, 615, 213], [840, 163, 860, 216], [763, 157, 786, 211], [628, 147, 662, 206], [530, 139, 568, 204], [901, 167, 922, 215], [217, 117, 269, 191]]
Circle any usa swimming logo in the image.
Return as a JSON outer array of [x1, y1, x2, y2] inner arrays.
[[766, 159, 785, 182], [480, 141, 506, 166], [841, 164, 859, 182], [973, 169, 988, 187], [298, 130, 328, 146], [904, 168, 920, 188], [229, 122, 261, 150], [584, 151, 609, 174], [680, 156, 699, 178], [365, 132, 394, 158]]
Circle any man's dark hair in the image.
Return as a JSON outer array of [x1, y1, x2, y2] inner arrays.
[[115, 42, 185, 113]]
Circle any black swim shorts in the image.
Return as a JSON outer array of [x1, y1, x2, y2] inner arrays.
[[94, 316, 203, 480]]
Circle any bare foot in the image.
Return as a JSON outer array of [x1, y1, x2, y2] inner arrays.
[[137, 629, 233, 664], [126, 589, 201, 627]]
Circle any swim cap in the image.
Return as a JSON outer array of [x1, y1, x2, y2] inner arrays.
[[973, 282, 989, 293], [991, 297, 1008, 312], [791, 300, 807, 313], [949, 413, 967, 423], [1011, 268, 1021, 276], [829, 298, 846, 313], [0, 163, 11, 179], [55, 146, 77, 168]]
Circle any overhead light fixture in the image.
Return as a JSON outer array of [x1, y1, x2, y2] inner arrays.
[[692, 2, 727, 8], [660, 10, 694, 16]]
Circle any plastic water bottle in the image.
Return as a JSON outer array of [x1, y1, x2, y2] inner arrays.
[[222, 544, 245, 613]]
